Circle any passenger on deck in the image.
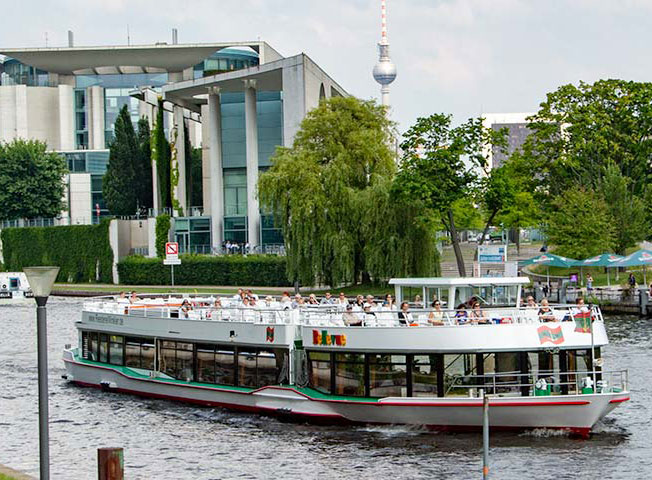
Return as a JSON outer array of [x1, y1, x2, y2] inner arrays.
[[570, 297, 589, 319], [397, 302, 413, 325], [363, 304, 377, 323], [343, 304, 362, 326], [454, 304, 468, 324], [364, 295, 377, 310], [308, 294, 319, 305], [383, 294, 395, 309], [428, 300, 444, 326], [526, 296, 538, 308], [242, 297, 254, 309], [246, 289, 259, 301], [414, 295, 423, 308], [280, 291, 291, 305], [233, 288, 244, 302], [355, 295, 365, 308], [337, 292, 349, 307], [321, 292, 335, 305], [180, 299, 192, 318], [129, 291, 140, 303], [291, 294, 303, 309], [264, 296, 274, 308], [470, 302, 488, 324], [117, 291, 128, 303], [538, 299, 556, 322]]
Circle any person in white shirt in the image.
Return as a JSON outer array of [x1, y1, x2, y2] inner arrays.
[[321, 292, 335, 305]]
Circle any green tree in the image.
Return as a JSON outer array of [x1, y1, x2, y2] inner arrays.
[[600, 163, 648, 254], [135, 117, 153, 212], [545, 188, 616, 259], [152, 98, 172, 209], [478, 166, 516, 244], [525, 79, 652, 198], [0, 139, 67, 220], [394, 114, 504, 277], [496, 191, 540, 254], [103, 105, 137, 215], [258, 96, 438, 286]]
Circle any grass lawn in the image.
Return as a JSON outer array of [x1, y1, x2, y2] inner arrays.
[[0, 473, 19, 480]]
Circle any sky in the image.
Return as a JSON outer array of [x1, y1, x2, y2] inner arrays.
[[2, 0, 652, 132]]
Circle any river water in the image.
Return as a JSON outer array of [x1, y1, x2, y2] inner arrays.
[[0, 297, 649, 479]]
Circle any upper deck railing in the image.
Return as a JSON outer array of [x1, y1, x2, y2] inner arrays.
[[83, 296, 604, 328]]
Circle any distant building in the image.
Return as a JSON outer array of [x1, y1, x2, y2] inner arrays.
[[482, 113, 534, 171], [0, 38, 346, 254]]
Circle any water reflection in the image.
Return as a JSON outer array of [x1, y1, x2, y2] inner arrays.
[[0, 298, 648, 479]]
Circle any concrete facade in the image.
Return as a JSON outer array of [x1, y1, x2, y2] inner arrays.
[[482, 113, 534, 172]]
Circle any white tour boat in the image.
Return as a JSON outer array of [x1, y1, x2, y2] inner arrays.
[[0, 272, 33, 303], [62, 277, 629, 437]]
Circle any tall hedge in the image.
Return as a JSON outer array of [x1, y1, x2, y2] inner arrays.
[[155, 214, 171, 258], [1, 221, 114, 283], [118, 254, 289, 286]]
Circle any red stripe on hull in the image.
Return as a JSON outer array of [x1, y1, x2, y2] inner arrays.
[[609, 397, 630, 404]]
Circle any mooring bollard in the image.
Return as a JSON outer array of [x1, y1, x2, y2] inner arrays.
[[98, 448, 124, 480]]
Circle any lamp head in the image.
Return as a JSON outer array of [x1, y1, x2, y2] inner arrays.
[[23, 266, 60, 298]]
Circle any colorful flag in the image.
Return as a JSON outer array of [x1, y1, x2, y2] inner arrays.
[[574, 311, 592, 333], [266, 326, 275, 342], [537, 325, 564, 345]]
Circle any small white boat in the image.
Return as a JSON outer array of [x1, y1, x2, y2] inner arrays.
[[62, 277, 629, 437], [0, 272, 33, 303]]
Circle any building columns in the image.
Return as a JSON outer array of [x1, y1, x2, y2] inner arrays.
[[173, 106, 187, 216], [244, 79, 260, 247], [87, 86, 105, 150], [207, 88, 224, 251]]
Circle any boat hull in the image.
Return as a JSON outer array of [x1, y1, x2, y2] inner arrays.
[[63, 350, 629, 437]]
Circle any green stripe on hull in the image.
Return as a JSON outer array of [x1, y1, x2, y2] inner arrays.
[[71, 350, 380, 403]]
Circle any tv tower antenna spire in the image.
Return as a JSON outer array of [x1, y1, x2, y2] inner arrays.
[[373, 0, 397, 108]]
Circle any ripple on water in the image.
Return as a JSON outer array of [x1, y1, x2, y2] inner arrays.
[[0, 299, 649, 479]]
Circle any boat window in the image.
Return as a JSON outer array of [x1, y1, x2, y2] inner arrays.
[[334, 353, 365, 397], [566, 350, 592, 393], [159, 340, 194, 381], [237, 349, 258, 387], [81, 331, 98, 361], [109, 335, 124, 366], [443, 354, 477, 396], [125, 337, 155, 370], [99, 334, 109, 363], [257, 348, 281, 387], [196, 344, 216, 383], [308, 351, 332, 394], [215, 347, 235, 386], [412, 354, 440, 397], [368, 354, 407, 397]]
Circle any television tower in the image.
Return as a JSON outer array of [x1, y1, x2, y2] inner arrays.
[[372, 0, 397, 108]]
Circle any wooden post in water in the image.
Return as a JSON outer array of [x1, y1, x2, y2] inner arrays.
[[98, 448, 124, 480], [482, 390, 490, 479]]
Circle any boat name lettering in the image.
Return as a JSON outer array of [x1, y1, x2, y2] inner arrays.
[[88, 314, 124, 326], [312, 329, 347, 346]]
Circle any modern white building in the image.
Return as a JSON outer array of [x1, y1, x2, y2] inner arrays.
[[0, 38, 347, 252]]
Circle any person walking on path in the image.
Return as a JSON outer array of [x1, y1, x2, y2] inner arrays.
[[586, 274, 594, 295]]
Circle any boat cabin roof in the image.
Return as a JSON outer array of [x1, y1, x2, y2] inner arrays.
[[389, 277, 531, 288]]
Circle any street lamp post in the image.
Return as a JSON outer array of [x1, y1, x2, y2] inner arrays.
[[23, 266, 60, 480]]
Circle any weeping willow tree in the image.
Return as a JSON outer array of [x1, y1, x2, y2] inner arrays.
[[258, 96, 439, 286]]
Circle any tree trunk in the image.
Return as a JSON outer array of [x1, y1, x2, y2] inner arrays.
[[479, 210, 497, 245], [447, 209, 467, 277], [516, 227, 521, 255]]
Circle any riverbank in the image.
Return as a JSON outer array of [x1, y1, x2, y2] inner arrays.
[[0, 464, 35, 480]]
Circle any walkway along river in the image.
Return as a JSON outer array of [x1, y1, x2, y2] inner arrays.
[[0, 297, 650, 479]]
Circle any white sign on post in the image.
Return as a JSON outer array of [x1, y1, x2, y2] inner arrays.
[[164, 242, 181, 286]]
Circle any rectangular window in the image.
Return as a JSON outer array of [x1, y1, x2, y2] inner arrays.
[[99, 334, 109, 363], [196, 344, 216, 384], [334, 353, 365, 397], [309, 351, 332, 394], [215, 347, 235, 386], [412, 355, 439, 397], [125, 338, 142, 368], [238, 349, 258, 387], [109, 335, 124, 365], [368, 354, 407, 397], [257, 348, 280, 387]]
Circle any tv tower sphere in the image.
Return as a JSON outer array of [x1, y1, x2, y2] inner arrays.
[[373, 0, 396, 107]]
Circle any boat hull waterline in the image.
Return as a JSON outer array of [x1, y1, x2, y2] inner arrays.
[[63, 350, 629, 437]]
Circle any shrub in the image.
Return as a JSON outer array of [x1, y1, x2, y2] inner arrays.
[[1, 221, 114, 283], [117, 254, 290, 286], [155, 214, 171, 258]]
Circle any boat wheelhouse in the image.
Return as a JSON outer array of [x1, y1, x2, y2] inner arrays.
[[0, 272, 33, 302], [62, 277, 629, 437]]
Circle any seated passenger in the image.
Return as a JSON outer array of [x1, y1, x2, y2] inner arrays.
[[383, 293, 396, 310], [428, 300, 444, 326], [116, 291, 129, 304], [526, 296, 538, 308], [320, 292, 335, 305], [280, 291, 292, 305], [308, 293, 319, 305], [343, 304, 362, 326], [363, 304, 377, 324], [337, 292, 349, 307], [397, 301, 413, 325], [454, 304, 468, 324], [470, 302, 488, 324], [180, 299, 192, 318], [538, 298, 556, 322], [413, 295, 423, 308], [129, 291, 140, 303]]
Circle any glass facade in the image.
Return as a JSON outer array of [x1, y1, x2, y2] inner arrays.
[[74, 89, 88, 149], [220, 91, 284, 245], [173, 217, 211, 254], [193, 48, 259, 79], [104, 88, 140, 146], [62, 150, 110, 174], [0, 58, 50, 86]]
